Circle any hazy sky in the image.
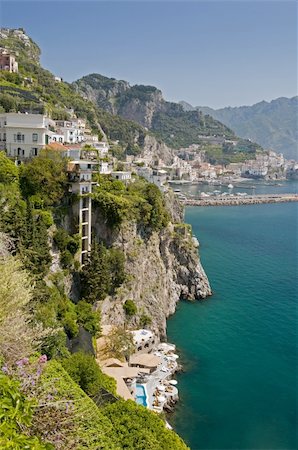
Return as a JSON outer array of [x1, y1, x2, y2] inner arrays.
[[1, 1, 297, 108]]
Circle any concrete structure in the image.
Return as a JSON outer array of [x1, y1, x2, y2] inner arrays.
[[0, 48, 18, 73], [0, 113, 50, 158], [131, 329, 156, 352], [111, 171, 131, 182], [68, 160, 95, 265]]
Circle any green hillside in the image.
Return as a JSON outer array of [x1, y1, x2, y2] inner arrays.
[[196, 97, 298, 160], [74, 73, 238, 149]]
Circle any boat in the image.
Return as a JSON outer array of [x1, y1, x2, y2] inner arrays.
[[200, 192, 210, 198], [228, 183, 234, 189]]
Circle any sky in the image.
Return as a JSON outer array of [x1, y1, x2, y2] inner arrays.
[[0, 1, 297, 108]]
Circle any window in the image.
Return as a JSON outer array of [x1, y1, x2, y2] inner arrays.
[[31, 148, 38, 156], [32, 133, 38, 142], [17, 148, 24, 156]]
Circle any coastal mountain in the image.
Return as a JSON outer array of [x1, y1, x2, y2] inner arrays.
[[0, 28, 210, 448], [179, 97, 298, 160], [0, 28, 264, 165], [73, 74, 236, 149]]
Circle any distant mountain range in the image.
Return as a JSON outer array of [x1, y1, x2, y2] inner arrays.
[[179, 97, 298, 160]]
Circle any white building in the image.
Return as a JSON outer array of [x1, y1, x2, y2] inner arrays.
[[0, 112, 50, 158], [99, 161, 110, 174], [54, 120, 85, 144], [111, 171, 131, 181]]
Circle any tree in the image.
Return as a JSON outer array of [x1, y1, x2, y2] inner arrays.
[[80, 242, 111, 303], [19, 201, 51, 275], [0, 151, 19, 183], [19, 149, 68, 206], [104, 327, 135, 362], [106, 247, 126, 292]]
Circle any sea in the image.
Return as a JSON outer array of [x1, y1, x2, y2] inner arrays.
[[167, 180, 297, 450]]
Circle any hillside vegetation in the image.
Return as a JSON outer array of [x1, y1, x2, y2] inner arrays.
[[0, 150, 189, 449], [74, 73, 238, 149], [0, 28, 263, 163], [193, 97, 298, 160]]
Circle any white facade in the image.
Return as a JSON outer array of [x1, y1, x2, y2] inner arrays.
[[49, 132, 65, 144], [99, 161, 110, 174], [0, 113, 49, 158], [55, 120, 85, 144], [111, 171, 131, 181]]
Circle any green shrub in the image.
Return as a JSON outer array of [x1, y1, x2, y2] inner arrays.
[[38, 210, 53, 228], [60, 249, 73, 268], [139, 314, 152, 327], [102, 400, 189, 450], [62, 311, 79, 338], [123, 299, 137, 317], [61, 352, 116, 397], [53, 228, 69, 250], [76, 301, 101, 336], [0, 373, 49, 449]]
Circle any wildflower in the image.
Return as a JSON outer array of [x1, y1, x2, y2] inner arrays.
[[1, 366, 8, 374], [38, 354, 47, 364], [16, 357, 29, 366]]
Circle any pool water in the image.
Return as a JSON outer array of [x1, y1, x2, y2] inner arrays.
[[135, 384, 147, 407]]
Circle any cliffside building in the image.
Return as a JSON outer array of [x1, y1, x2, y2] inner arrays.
[[0, 112, 50, 159], [0, 48, 18, 73]]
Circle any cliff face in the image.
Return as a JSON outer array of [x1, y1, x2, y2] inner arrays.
[[92, 212, 211, 339], [73, 73, 235, 149], [141, 134, 175, 166]]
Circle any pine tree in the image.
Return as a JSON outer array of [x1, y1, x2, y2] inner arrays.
[[81, 242, 111, 303]]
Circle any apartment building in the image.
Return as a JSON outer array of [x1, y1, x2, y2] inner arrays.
[[55, 120, 85, 144], [0, 113, 49, 158]]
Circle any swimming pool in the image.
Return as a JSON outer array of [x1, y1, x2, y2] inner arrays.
[[135, 384, 147, 407]]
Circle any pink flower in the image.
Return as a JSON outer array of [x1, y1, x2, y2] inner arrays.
[[38, 355, 47, 364]]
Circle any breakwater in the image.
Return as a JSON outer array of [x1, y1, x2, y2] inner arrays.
[[183, 193, 298, 206]]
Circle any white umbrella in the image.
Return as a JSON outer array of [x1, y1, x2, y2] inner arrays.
[[157, 395, 166, 402], [157, 385, 165, 391], [169, 379, 178, 385]]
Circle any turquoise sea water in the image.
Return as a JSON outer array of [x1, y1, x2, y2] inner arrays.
[[167, 200, 297, 450]]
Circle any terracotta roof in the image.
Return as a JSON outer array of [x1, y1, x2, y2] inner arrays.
[[102, 366, 150, 379], [100, 358, 127, 368], [46, 143, 66, 151], [130, 353, 161, 368], [114, 377, 134, 400], [101, 365, 150, 401]]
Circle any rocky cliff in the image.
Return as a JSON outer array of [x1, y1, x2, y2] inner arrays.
[[73, 73, 236, 149], [92, 206, 211, 339]]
